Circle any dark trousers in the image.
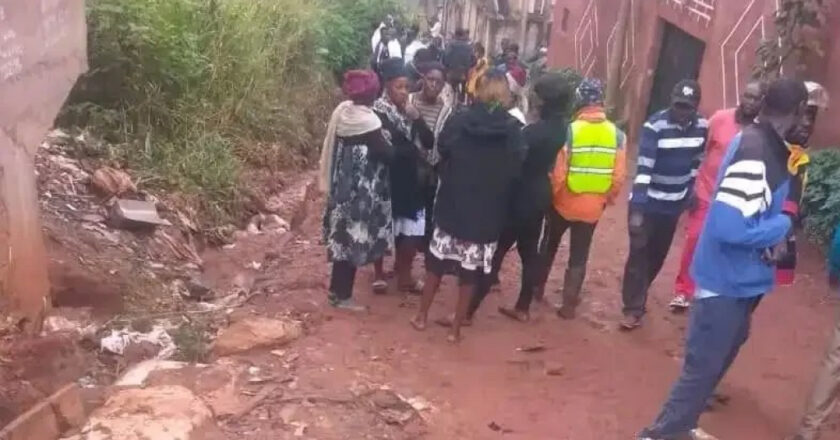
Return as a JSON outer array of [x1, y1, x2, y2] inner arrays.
[[640, 295, 760, 438], [329, 261, 357, 300], [621, 212, 680, 318], [537, 211, 599, 287], [469, 213, 544, 316]]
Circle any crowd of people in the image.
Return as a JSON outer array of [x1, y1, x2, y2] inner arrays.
[[318, 19, 840, 440]]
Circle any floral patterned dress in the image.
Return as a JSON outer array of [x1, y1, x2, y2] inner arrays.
[[322, 136, 393, 267]]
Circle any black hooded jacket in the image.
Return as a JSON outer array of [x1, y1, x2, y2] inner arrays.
[[434, 104, 525, 243]]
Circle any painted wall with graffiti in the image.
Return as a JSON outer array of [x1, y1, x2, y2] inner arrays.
[[548, 0, 840, 146]]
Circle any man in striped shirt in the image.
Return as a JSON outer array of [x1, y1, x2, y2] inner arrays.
[[620, 80, 709, 331]]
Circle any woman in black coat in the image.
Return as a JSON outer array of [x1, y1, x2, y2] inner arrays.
[[410, 71, 524, 342]]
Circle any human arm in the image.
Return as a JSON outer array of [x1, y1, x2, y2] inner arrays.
[[360, 130, 394, 163], [608, 129, 628, 205], [629, 120, 660, 208], [705, 156, 792, 248]]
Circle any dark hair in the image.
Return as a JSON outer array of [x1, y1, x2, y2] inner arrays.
[[418, 61, 446, 76], [534, 72, 573, 116], [455, 28, 469, 39], [506, 43, 520, 54], [763, 78, 808, 117], [474, 42, 486, 56], [413, 48, 436, 64]]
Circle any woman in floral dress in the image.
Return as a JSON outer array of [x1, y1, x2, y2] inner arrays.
[[410, 71, 525, 342], [320, 70, 394, 311]]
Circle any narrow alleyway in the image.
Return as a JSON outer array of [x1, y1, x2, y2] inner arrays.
[[236, 187, 840, 439]]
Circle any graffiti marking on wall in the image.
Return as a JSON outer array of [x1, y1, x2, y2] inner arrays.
[[574, 0, 598, 76]]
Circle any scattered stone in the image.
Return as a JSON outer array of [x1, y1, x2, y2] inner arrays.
[[245, 213, 290, 235], [115, 360, 194, 387], [0, 392, 61, 440], [48, 384, 87, 431], [65, 386, 214, 440], [109, 199, 171, 230], [368, 389, 417, 426], [79, 214, 106, 223], [182, 277, 215, 301], [516, 343, 547, 353], [545, 364, 566, 377], [90, 167, 136, 197], [213, 317, 302, 356]]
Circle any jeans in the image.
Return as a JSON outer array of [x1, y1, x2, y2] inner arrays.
[[639, 295, 760, 439], [329, 261, 357, 300], [622, 211, 680, 318], [469, 213, 544, 316], [537, 210, 599, 289], [796, 314, 840, 440]]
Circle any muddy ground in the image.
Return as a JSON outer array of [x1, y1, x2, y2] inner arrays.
[[3, 169, 840, 439]]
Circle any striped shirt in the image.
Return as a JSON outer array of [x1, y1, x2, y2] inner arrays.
[[630, 109, 709, 215]]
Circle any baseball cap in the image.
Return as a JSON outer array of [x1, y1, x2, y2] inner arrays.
[[671, 80, 702, 107]]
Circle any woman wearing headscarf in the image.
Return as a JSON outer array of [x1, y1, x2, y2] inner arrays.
[[410, 71, 524, 342], [466, 72, 572, 323], [374, 58, 435, 294], [320, 70, 393, 311]]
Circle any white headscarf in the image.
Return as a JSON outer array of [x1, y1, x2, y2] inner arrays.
[[319, 101, 382, 192]]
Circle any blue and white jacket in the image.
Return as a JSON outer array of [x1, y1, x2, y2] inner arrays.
[[630, 110, 708, 216], [691, 120, 793, 298]]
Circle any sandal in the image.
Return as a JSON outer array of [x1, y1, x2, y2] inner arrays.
[[372, 280, 388, 295]]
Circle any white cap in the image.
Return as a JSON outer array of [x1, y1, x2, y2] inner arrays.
[[805, 81, 829, 109]]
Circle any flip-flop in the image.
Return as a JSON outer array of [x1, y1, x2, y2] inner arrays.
[[372, 280, 388, 295]]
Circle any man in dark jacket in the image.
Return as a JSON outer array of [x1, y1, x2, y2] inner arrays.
[[443, 28, 475, 105], [638, 78, 807, 440]]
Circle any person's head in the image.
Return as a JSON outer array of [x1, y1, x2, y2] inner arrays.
[[431, 36, 443, 49], [455, 28, 469, 40], [382, 26, 397, 42], [500, 38, 511, 53], [413, 48, 436, 65], [474, 42, 486, 58], [475, 71, 513, 110], [787, 81, 829, 146], [737, 81, 767, 122], [418, 62, 446, 102], [342, 70, 380, 106], [407, 25, 419, 43], [533, 72, 575, 118], [380, 57, 410, 108], [574, 77, 605, 109], [669, 79, 702, 125], [760, 78, 809, 139], [504, 43, 520, 63]]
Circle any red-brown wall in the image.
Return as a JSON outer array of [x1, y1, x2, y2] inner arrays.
[[549, 0, 840, 147]]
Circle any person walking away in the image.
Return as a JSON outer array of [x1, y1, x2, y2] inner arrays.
[[410, 72, 524, 342], [320, 70, 394, 311], [372, 27, 403, 75], [443, 28, 475, 105], [466, 72, 573, 323], [466, 43, 489, 104], [620, 80, 708, 331], [776, 81, 829, 286], [791, 222, 840, 440], [669, 81, 766, 312], [537, 78, 627, 319], [373, 58, 435, 294], [638, 78, 807, 440], [408, 62, 455, 256]]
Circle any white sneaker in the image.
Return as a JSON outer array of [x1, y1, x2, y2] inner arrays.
[[669, 295, 691, 311], [691, 428, 719, 440]]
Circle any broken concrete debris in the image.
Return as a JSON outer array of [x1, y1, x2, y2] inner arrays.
[[109, 199, 172, 230], [213, 317, 302, 356]]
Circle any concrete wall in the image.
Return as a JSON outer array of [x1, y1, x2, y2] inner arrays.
[[0, 0, 87, 330], [548, 0, 840, 146]]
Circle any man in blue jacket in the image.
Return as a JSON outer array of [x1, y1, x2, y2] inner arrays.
[[792, 223, 840, 439], [639, 78, 808, 440]]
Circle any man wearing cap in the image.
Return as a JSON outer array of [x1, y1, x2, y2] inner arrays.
[[539, 78, 626, 319], [620, 80, 708, 330]]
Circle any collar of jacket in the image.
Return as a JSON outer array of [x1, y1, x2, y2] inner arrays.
[[575, 105, 607, 123]]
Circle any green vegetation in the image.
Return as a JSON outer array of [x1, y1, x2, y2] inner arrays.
[[62, 0, 403, 227], [803, 149, 840, 247]]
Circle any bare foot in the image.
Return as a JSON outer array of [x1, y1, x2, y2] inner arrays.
[[434, 314, 472, 328], [498, 307, 530, 323], [447, 332, 462, 344], [410, 315, 427, 331]]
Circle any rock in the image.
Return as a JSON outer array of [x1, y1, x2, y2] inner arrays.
[[66, 386, 214, 440], [115, 360, 193, 387], [0, 383, 86, 440], [49, 384, 87, 431], [109, 199, 171, 230], [90, 167, 136, 197], [261, 214, 290, 233], [368, 389, 416, 426], [213, 317, 302, 356], [545, 364, 566, 377]]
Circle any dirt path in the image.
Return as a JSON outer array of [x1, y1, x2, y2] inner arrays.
[[236, 192, 840, 440]]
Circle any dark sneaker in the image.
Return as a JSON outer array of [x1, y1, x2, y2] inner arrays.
[[329, 296, 368, 312]]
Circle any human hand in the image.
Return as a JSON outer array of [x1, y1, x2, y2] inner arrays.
[[405, 103, 420, 121], [628, 210, 645, 234]]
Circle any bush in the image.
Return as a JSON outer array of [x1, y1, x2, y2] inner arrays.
[[61, 0, 390, 227], [803, 149, 840, 247]]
